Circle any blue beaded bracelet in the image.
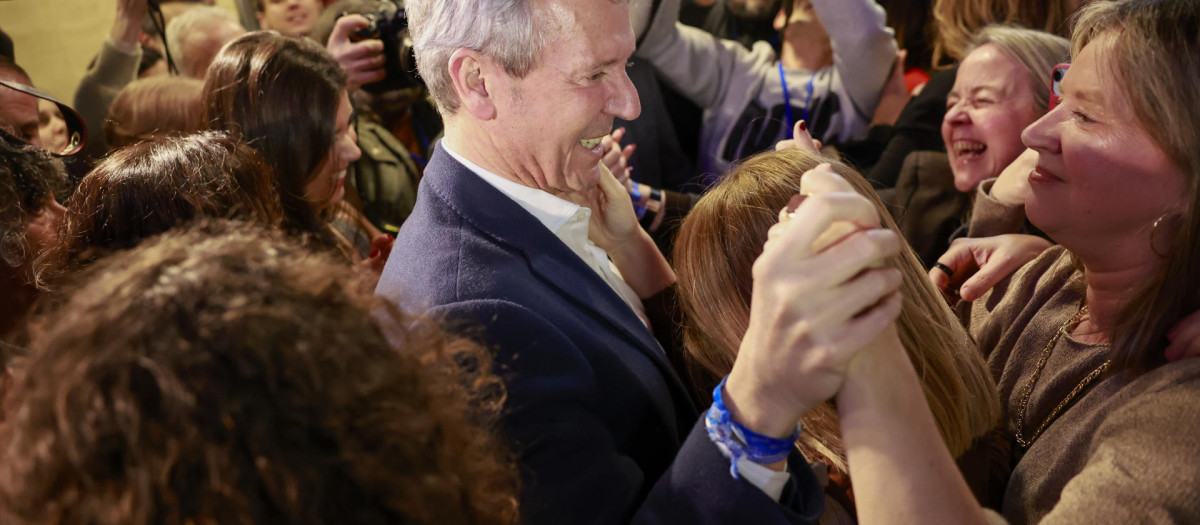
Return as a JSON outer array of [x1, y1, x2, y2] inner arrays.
[[704, 376, 801, 479]]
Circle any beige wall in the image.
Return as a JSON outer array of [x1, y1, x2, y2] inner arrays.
[[0, 0, 240, 102]]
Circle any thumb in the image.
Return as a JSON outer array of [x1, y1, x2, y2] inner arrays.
[[330, 14, 371, 43], [958, 257, 1006, 302]]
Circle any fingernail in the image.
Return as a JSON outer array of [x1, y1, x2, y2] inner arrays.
[[798, 121, 807, 132], [786, 193, 807, 214], [370, 249, 380, 258]]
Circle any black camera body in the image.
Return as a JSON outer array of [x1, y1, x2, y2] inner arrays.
[[347, 0, 423, 94]]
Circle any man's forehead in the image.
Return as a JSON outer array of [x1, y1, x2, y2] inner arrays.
[[533, 0, 635, 67]]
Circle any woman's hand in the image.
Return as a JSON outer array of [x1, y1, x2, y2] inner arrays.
[[774, 120, 822, 153], [567, 163, 675, 298], [1166, 311, 1200, 362], [600, 127, 636, 190], [990, 148, 1038, 207], [327, 15, 387, 92], [724, 164, 903, 439], [930, 234, 1052, 301], [361, 233, 394, 275]]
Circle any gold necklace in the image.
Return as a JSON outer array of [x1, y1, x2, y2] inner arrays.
[[1014, 304, 1112, 449]]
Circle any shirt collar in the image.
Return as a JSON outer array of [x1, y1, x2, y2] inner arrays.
[[441, 140, 582, 235]]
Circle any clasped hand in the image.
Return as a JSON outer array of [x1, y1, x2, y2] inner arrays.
[[723, 164, 904, 439]]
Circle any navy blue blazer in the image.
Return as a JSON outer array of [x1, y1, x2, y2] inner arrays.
[[376, 147, 823, 524]]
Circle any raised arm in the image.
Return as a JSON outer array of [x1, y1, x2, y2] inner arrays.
[[811, 0, 898, 135], [634, 0, 771, 110]]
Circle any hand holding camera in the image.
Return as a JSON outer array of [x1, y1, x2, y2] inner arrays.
[[328, 14, 388, 92]]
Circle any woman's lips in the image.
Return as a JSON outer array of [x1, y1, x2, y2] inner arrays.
[[1029, 165, 1064, 184]]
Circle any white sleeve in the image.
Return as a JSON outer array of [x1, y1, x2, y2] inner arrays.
[[635, 0, 773, 110], [812, 0, 898, 120]]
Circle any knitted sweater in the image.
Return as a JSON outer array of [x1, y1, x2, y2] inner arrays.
[[967, 246, 1200, 524]]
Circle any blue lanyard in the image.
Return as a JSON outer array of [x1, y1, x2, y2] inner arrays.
[[777, 62, 816, 139]]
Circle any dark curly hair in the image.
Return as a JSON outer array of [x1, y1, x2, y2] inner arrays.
[[0, 137, 65, 269], [35, 131, 283, 285], [1, 220, 519, 525]]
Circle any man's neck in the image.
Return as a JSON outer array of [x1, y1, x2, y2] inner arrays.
[[443, 122, 549, 193]]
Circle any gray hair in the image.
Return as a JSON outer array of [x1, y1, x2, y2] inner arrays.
[[166, 6, 240, 78], [964, 25, 1071, 114], [407, 0, 543, 114]]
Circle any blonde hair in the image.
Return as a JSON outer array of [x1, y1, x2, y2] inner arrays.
[[674, 149, 1000, 471], [104, 76, 204, 151], [965, 25, 1070, 114], [930, 0, 1074, 67], [1069, 0, 1200, 374]]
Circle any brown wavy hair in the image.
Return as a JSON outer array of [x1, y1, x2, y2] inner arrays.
[[0, 220, 519, 525], [930, 0, 1075, 67], [673, 149, 1000, 472], [35, 131, 283, 285]]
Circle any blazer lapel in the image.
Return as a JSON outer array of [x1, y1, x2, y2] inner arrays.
[[424, 148, 697, 419]]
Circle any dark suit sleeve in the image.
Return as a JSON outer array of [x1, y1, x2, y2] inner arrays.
[[432, 299, 824, 525]]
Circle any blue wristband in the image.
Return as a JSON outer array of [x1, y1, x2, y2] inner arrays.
[[704, 376, 800, 479], [629, 182, 647, 219]]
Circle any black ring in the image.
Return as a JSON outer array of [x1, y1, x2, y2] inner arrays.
[[933, 262, 954, 278]]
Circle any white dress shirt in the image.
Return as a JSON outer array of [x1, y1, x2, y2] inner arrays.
[[442, 142, 648, 326]]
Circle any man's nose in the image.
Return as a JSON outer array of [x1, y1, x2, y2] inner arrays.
[[607, 69, 641, 122]]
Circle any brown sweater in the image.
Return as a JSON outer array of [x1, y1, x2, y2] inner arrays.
[[965, 246, 1200, 524]]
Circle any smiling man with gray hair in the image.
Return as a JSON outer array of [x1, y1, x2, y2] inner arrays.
[[376, 0, 835, 522]]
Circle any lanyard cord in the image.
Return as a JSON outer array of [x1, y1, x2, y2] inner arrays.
[[777, 62, 816, 139]]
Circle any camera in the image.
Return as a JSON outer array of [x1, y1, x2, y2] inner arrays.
[[344, 0, 424, 94]]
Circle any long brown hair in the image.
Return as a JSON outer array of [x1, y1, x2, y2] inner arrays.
[[674, 149, 1000, 471], [930, 0, 1075, 67], [2, 220, 518, 525], [1070, 0, 1200, 374], [203, 31, 347, 250]]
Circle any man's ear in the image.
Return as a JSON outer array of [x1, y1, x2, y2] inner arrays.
[[448, 48, 496, 121]]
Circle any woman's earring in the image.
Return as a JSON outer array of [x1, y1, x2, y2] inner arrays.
[[1150, 214, 1171, 258]]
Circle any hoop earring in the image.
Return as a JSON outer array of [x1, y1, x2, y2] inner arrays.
[[1150, 214, 1170, 258]]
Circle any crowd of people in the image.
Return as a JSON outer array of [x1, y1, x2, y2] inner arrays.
[[2, 0, 1200, 523]]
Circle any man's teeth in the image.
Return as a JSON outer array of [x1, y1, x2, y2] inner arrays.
[[953, 141, 986, 156], [580, 137, 603, 149]]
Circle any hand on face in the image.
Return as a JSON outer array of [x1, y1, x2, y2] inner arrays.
[[565, 162, 640, 254], [724, 164, 904, 438]]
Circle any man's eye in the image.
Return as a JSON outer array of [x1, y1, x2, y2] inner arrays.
[[1073, 110, 1095, 123], [588, 71, 606, 82]]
